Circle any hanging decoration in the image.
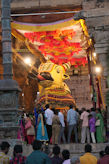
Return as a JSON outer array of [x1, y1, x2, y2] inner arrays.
[[24, 30, 82, 65], [11, 18, 90, 67]]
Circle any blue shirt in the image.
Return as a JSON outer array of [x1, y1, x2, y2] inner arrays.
[[26, 150, 51, 164], [67, 109, 78, 125]]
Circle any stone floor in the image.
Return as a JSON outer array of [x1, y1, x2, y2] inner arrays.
[[7, 142, 109, 158]]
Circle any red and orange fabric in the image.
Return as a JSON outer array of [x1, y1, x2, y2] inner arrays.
[[11, 18, 90, 66]]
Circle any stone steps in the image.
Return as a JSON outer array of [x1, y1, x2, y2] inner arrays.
[[57, 143, 108, 158], [7, 142, 109, 158]]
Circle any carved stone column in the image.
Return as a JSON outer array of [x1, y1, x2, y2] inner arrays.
[[84, 12, 109, 114], [85, 22, 109, 77], [0, 0, 20, 139]]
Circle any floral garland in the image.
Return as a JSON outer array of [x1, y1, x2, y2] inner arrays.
[[38, 93, 75, 104], [24, 30, 87, 66], [37, 96, 75, 110], [40, 88, 69, 97]]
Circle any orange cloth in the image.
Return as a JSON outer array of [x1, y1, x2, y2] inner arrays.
[[80, 153, 97, 164]]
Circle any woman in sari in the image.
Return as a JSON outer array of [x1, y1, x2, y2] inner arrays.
[[25, 114, 35, 144], [96, 108, 105, 143], [36, 110, 48, 142]]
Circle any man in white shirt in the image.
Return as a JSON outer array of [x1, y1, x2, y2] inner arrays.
[[45, 104, 54, 142], [58, 111, 66, 144], [80, 108, 90, 144]]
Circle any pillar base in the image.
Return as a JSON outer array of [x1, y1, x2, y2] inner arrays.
[[0, 79, 21, 139]]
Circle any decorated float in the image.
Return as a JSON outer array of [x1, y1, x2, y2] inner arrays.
[[11, 17, 91, 110]]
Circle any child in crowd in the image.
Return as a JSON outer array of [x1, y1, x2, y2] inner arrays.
[[10, 145, 26, 164], [50, 145, 63, 164], [62, 149, 70, 164], [89, 114, 96, 143]]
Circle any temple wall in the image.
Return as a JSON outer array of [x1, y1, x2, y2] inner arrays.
[[66, 75, 92, 109], [10, 0, 82, 10], [65, 74, 107, 110], [81, 1, 109, 107], [81, 0, 109, 130], [82, 1, 109, 77]]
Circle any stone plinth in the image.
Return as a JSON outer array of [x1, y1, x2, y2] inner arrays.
[[7, 143, 109, 158], [0, 79, 21, 139]]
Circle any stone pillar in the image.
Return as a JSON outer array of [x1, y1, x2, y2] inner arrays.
[[85, 24, 109, 78], [0, 0, 20, 139], [84, 11, 109, 111]]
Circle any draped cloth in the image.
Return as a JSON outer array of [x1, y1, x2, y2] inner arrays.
[[36, 114, 48, 141], [96, 76, 106, 110], [40, 113, 45, 136]]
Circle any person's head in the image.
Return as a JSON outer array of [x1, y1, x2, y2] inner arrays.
[[81, 108, 86, 112], [53, 145, 60, 156], [54, 110, 58, 115], [32, 140, 42, 151], [96, 108, 101, 113], [91, 108, 95, 112], [99, 150, 105, 158], [105, 146, 109, 155], [78, 110, 82, 115], [85, 144, 92, 153], [70, 157, 80, 164], [76, 108, 79, 113], [0, 141, 10, 154], [62, 149, 70, 160], [88, 114, 93, 119], [69, 104, 73, 109], [45, 104, 49, 109], [13, 145, 23, 156], [26, 113, 29, 118], [51, 108, 55, 113], [87, 110, 90, 113]]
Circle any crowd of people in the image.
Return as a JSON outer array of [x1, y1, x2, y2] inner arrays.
[[17, 104, 107, 145], [0, 140, 109, 164], [0, 103, 108, 164]]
